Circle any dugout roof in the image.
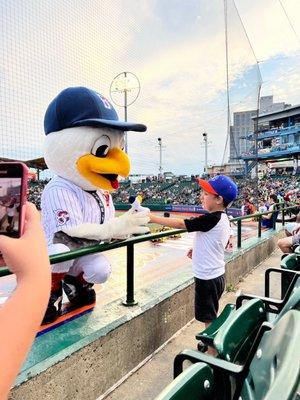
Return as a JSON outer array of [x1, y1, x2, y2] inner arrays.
[[0, 157, 47, 170]]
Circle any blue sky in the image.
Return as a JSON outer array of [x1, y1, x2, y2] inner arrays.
[[0, 0, 299, 176]]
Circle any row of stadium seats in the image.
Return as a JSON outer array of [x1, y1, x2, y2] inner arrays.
[[155, 249, 300, 399]]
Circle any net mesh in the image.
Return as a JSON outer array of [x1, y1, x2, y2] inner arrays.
[[0, 0, 299, 175]]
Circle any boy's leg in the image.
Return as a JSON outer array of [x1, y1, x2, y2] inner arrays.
[[194, 275, 225, 356]]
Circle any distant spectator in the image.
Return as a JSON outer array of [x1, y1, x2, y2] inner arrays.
[[262, 194, 280, 229]]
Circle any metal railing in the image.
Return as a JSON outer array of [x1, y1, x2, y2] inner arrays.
[[0, 204, 297, 305]]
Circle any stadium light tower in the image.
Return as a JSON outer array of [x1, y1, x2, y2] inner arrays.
[[110, 72, 141, 154], [203, 132, 208, 176], [158, 137, 163, 177]]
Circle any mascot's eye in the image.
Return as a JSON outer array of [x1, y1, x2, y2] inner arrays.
[[92, 135, 111, 157], [95, 145, 109, 158]]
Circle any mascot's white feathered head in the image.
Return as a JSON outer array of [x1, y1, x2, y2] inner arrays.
[[44, 86, 146, 191]]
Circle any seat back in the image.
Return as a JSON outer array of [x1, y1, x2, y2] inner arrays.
[[240, 310, 300, 400], [214, 298, 266, 365], [276, 286, 300, 322], [280, 254, 300, 297], [155, 362, 214, 400], [280, 253, 300, 271]]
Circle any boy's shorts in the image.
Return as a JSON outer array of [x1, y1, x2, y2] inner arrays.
[[194, 275, 225, 322]]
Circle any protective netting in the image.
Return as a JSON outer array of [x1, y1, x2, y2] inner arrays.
[[0, 0, 299, 176]]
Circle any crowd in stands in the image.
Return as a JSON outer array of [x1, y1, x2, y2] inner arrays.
[[27, 180, 49, 210], [28, 174, 300, 215]]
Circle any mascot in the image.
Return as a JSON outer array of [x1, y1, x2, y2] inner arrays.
[[41, 86, 150, 324]]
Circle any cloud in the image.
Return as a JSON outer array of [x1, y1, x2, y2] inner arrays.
[[0, 0, 299, 175]]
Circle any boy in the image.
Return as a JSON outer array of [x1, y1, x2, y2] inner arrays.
[[149, 175, 238, 354]]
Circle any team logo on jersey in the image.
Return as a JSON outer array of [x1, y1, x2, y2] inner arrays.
[[55, 209, 70, 226]]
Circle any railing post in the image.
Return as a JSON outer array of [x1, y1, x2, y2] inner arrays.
[[123, 242, 138, 306], [258, 216, 262, 238], [272, 210, 276, 230], [237, 219, 242, 248], [282, 205, 285, 227]]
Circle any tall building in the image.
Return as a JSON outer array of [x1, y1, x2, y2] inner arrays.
[[230, 109, 257, 161], [229, 96, 289, 161]]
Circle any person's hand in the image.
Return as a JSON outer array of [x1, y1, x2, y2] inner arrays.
[[149, 213, 156, 223], [225, 237, 234, 252], [186, 248, 193, 259], [110, 208, 150, 239], [0, 202, 50, 279], [64, 208, 150, 241], [292, 223, 300, 236]]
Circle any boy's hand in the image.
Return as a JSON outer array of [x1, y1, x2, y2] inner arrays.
[[186, 248, 193, 259], [149, 213, 154, 222]]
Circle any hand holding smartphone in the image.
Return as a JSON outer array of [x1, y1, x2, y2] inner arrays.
[[0, 162, 28, 266]]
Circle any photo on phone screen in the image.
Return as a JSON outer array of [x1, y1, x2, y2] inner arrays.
[[0, 178, 22, 236], [0, 163, 28, 238]]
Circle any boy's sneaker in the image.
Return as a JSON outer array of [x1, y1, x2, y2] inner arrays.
[[197, 341, 208, 353], [42, 285, 63, 325], [63, 274, 96, 307]]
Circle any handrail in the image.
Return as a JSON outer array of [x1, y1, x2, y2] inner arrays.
[[0, 204, 297, 305]]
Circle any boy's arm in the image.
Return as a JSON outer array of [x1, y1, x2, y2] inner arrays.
[[149, 213, 186, 229]]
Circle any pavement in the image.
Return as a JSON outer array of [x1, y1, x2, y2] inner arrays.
[[102, 248, 282, 400]]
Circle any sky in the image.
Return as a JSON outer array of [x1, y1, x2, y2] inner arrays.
[[0, 0, 299, 177]]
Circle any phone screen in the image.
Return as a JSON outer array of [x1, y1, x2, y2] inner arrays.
[[0, 177, 22, 237], [0, 163, 27, 238]]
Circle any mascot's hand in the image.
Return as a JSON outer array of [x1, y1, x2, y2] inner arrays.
[[110, 208, 150, 239], [62, 209, 150, 241]]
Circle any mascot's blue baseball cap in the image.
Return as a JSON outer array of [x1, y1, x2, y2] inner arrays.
[[44, 86, 147, 135], [197, 175, 238, 204]]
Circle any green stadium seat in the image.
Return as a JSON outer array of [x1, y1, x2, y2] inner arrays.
[[238, 310, 300, 400], [155, 363, 215, 400], [294, 245, 300, 255], [171, 310, 300, 400], [196, 299, 267, 365], [280, 253, 300, 297], [196, 268, 300, 352], [196, 304, 235, 349], [237, 285, 300, 325], [213, 298, 266, 365], [280, 253, 300, 270]]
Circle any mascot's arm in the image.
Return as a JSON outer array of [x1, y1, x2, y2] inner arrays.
[[62, 209, 150, 241]]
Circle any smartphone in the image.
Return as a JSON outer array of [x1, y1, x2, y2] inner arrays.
[[0, 162, 28, 238]]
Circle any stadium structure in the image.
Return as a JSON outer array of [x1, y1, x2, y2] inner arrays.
[[241, 104, 300, 176]]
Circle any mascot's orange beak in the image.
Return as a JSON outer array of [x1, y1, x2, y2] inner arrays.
[[76, 148, 130, 191]]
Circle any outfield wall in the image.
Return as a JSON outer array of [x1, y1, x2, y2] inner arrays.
[[116, 203, 242, 217]]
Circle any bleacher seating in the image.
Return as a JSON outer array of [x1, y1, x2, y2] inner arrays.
[[156, 311, 299, 400], [280, 253, 300, 297], [196, 267, 300, 352], [155, 249, 300, 400]]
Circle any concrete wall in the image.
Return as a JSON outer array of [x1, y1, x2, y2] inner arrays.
[[10, 230, 284, 400], [225, 231, 284, 286]]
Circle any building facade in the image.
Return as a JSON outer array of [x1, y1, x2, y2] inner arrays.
[[229, 96, 289, 162]]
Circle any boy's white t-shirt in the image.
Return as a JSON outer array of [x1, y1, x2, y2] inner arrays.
[[184, 211, 231, 280]]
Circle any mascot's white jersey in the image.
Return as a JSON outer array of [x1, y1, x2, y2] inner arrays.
[[41, 176, 115, 246]]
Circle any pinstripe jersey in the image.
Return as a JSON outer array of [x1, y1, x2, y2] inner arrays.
[[41, 176, 115, 245]]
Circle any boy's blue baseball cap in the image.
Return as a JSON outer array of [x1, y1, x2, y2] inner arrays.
[[44, 86, 147, 135], [197, 175, 238, 204]]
